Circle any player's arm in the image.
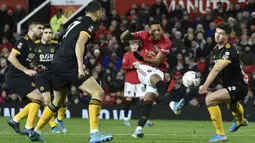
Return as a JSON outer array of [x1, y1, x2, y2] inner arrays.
[[134, 51, 165, 66], [203, 60, 230, 88], [121, 54, 134, 71], [8, 50, 32, 74], [133, 42, 171, 66], [120, 22, 139, 42], [75, 31, 89, 75]]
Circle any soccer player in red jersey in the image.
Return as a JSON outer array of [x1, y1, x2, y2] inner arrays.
[[121, 20, 185, 138], [122, 40, 153, 127]]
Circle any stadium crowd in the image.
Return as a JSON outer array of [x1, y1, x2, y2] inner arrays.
[[0, 0, 254, 107]]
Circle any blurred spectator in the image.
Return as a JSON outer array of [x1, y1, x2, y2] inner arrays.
[[109, 9, 120, 23], [240, 45, 255, 65], [1, 24, 14, 43], [110, 72, 124, 93], [171, 4, 183, 20], [50, 8, 66, 36], [172, 31, 184, 49], [247, 12, 255, 36], [150, 0, 168, 17], [213, 15, 225, 24], [212, 2, 225, 19], [0, 37, 12, 52], [0, 4, 7, 29], [125, 4, 138, 17], [5, 9, 15, 30], [0, 47, 10, 58], [103, 94, 116, 104], [13, 5, 26, 25], [206, 22, 216, 38], [102, 51, 122, 71], [0, 89, 8, 103], [245, 0, 255, 13]]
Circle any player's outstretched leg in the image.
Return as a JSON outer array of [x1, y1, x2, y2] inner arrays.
[[78, 77, 113, 143], [29, 89, 68, 141], [123, 97, 132, 126], [132, 94, 154, 138], [7, 103, 32, 134], [228, 102, 248, 132], [55, 102, 68, 133], [150, 74, 185, 114]]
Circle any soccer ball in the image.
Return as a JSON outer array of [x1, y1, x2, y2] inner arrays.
[[182, 71, 200, 88]]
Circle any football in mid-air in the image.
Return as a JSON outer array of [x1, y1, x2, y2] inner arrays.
[[182, 71, 201, 88]]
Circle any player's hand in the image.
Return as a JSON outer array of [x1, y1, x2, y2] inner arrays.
[[243, 73, 249, 84], [128, 22, 139, 33], [199, 85, 208, 95], [24, 69, 37, 77], [133, 51, 144, 61], [35, 65, 46, 72], [78, 68, 85, 79], [132, 61, 141, 69]]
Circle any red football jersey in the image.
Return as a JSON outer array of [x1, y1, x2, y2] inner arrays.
[[135, 31, 171, 72], [121, 51, 140, 84]]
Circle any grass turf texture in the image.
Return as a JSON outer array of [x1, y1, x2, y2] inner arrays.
[[0, 117, 254, 143]]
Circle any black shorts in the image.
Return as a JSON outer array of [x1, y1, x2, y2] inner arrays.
[[226, 84, 248, 102], [52, 62, 91, 91], [35, 69, 53, 93], [5, 72, 36, 98]]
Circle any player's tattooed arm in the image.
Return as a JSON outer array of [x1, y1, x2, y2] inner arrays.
[[8, 50, 37, 76], [75, 31, 89, 78]]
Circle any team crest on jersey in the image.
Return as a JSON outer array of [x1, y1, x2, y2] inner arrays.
[[88, 26, 94, 32], [225, 51, 230, 56], [31, 82, 35, 87], [17, 42, 23, 49], [40, 86, 44, 91], [50, 48, 55, 53], [154, 45, 160, 52]]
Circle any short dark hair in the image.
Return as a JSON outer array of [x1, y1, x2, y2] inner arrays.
[[86, 0, 102, 13], [149, 20, 161, 28], [28, 19, 43, 27], [216, 22, 232, 35], [43, 24, 52, 30]]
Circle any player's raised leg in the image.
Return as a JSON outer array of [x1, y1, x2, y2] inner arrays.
[[78, 77, 113, 143], [228, 102, 248, 132]]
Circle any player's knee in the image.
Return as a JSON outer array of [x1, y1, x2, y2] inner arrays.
[[143, 94, 154, 101], [91, 90, 104, 101], [126, 97, 132, 101], [42, 93, 51, 106], [150, 74, 162, 87], [205, 95, 217, 106], [27, 90, 43, 103]]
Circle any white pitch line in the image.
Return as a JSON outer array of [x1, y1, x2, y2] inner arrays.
[[0, 132, 255, 137]]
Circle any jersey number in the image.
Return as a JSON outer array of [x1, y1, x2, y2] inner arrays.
[[63, 21, 81, 38]]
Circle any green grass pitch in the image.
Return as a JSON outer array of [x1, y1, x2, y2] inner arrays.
[[0, 117, 254, 143]]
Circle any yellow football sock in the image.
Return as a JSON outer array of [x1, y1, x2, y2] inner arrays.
[[35, 103, 57, 131], [208, 106, 225, 136], [232, 103, 245, 125], [89, 99, 102, 132], [48, 116, 57, 128], [58, 106, 67, 121], [13, 103, 31, 122], [25, 102, 41, 129]]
